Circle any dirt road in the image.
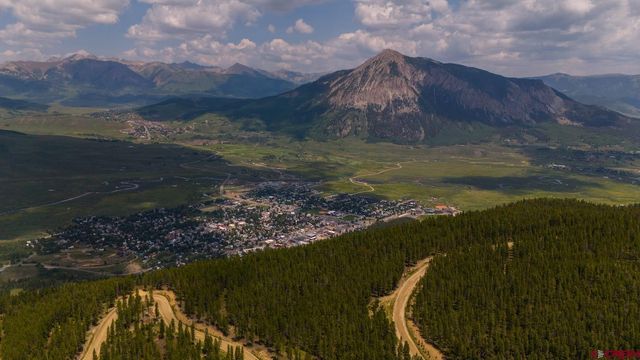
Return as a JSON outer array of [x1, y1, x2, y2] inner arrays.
[[349, 162, 403, 194], [139, 290, 267, 360], [78, 307, 118, 360], [78, 290, 267, 360], [389, 258, 444, 360]]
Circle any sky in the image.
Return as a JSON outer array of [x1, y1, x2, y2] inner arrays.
[[0, 0, 639, 76]]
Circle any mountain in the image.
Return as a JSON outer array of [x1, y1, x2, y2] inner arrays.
[[270, 69, 325, 85], [0, 56, 149, 88], [140, 49, 630, 142], [0, 54, 317, 107], [54, 59, 153, 90], [0, 55, 153, 105], [535, 73, 640, 118]]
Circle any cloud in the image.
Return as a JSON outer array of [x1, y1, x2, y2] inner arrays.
[[122, 0, 640, 76], [286, 19, 314, 34], [129, 0, 325, 41], [250, 0, 329, 12], [0, 0, 129, 45], [0, 47, 46, 61], [128, 1, 260, 41], [4, 0, 639, 76], [344, 0, 640, 76], [354, 0, 448, 29]]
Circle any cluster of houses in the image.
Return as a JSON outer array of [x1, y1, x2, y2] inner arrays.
[[37, 182, 459, 269]]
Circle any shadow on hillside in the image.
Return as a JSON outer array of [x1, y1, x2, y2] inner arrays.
[[443, 175, 603, 194]]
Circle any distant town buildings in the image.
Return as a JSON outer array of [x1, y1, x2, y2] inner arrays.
[[37, 182, 459, 269]]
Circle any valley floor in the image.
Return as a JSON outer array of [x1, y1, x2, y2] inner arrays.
[[2, 110, 640, 290]]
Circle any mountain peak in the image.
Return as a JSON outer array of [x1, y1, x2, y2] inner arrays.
[[373, 49, 405, 61], [225, 63, 257, 75], [300, 51, 627, 141], [325, 49, 424, 119], [62, 50, 98, 62]]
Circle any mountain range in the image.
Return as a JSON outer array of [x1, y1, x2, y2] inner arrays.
[[0, 53, 321, 107], [535, 73, 640, 118], [139, 49, 632, 143]]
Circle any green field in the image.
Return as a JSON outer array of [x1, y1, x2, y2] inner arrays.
[[0, 129, 278, 241], [1, 110, 639, 243], [211, 139, 640, 210]]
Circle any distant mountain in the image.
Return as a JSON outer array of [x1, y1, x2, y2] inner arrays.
[[56, 59, 153, 90], [0, 54, 319, 107], [140, 50, 630, 143], [0, 55, 150, 105], [535, 73, 640, 118], [270, 69, 326, 85]]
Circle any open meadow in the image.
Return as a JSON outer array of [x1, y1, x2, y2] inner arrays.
[[1, 110, 639, 242]]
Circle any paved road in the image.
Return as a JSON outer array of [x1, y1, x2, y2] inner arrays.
[[392, 258, 444, 360]]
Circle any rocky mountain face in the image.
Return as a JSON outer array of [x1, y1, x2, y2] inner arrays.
[[316, 50, 630, 141], [214, 49, 627, 142], [0, 54, 320, 106], [535, 73, 640, 118]]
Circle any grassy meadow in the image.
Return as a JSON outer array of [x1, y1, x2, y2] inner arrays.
[[0, 109, 639, 243]]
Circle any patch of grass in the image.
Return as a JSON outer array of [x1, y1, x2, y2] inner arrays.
[[0, 240, 31, 264], [0, 130, 274, 240], [205, 138, 640, 210], [0, 113, 126, 138]]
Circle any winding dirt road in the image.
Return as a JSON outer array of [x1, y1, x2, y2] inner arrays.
[[78, 289, 267, 360], [388, 258, 444, 360], [349, 162, 403, 194], [140, 290, 266, 360], [78, 307, 118, 360]]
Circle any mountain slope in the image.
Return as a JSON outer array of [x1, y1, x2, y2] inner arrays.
[[140, 50, 630, 142], [55, 59, 153, 90], [0, 55, 310, 106], [536, 73, 640, 118], [128, 61, 297, 98]]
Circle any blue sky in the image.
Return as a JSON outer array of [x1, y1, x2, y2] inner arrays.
[[0, 1, 639, 76]]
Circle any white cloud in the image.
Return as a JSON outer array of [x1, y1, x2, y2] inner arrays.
[[129, 0, 325, 41], [119, 0, 640, 76], [343, 0, 640, 76], [127, 1, 260, 41], [0, 0, 129, 45], [4, 0, 639, 76], [249, 0, 329, 12], [286, 18, 314, 34], [354, 0, 448, 29], [0, 47, 46, 62]]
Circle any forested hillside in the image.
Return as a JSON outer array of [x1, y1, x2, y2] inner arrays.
[[1, 200, 639, 359], [413, 202, 640, 359], [0, 278, 135, 359], [93, 292, 245, 360]]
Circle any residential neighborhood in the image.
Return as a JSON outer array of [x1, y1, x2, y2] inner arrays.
[[35, 182, 459, 269]]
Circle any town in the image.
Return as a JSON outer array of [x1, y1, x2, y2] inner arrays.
[[34, 182, 459, 270]]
